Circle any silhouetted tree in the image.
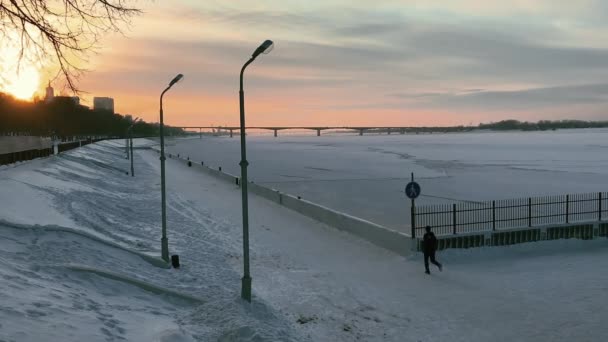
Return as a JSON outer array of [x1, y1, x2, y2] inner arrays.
[[0, 1, 141, 91], [0, 92, 184, 138], [478, 119, 608, 131]]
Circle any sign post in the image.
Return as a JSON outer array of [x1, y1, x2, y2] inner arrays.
[[405, 172, 421, 239]]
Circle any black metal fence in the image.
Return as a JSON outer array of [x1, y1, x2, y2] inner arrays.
[[0, 138, 106, 166], [0, 147, 54, 165], [414, 192, 608, 237]]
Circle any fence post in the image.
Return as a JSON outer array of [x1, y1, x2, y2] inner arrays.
[[452, 203, 457, 235], [492, 200, 496, 231], [566, 194, 569, 224], [411, 205, 416, 239], [528, 197, 532, 227], [599, 192, 602, 222]]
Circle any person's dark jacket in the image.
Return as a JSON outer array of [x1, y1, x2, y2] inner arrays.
[[422, 232, 438, 254]]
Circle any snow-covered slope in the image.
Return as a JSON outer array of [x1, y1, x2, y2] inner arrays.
[[0, 140, 302, 341]]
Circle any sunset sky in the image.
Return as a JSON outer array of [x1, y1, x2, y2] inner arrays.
[[5, 1, 608, 126]]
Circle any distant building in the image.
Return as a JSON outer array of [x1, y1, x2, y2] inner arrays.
[[93, 97, 114, 113], [45, 83, 54, 103], [44, 83, 80, 105]]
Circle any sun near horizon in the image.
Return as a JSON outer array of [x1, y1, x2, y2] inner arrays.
[[2, 65, 40, 100], [0, 43, 42, 101]]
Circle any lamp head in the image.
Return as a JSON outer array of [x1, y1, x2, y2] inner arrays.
[[252, 40, 274, 58], [169, 74, 184, 87]]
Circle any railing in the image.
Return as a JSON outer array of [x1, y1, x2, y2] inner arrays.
[[0, 138, 106, 166], [414, 192, 608, 237]]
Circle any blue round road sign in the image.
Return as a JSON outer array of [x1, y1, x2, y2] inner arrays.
[[405, 181, 421, 199]]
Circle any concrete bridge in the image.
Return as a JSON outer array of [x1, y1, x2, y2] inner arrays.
[[178, 126, 467, 138]]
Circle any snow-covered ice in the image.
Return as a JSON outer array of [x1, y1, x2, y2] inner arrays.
[[166, 129, 608, 232], [1, 138, 607, 341]]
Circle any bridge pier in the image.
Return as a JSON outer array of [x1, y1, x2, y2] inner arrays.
[[387, 128, 391, 135], [229, 129, 233, 138], [317, 129, 321, 137], [359, 129, 364, 136], [400, 128, 405, 134], [274, 129, 278, 137], [199, 128, 202, 139]]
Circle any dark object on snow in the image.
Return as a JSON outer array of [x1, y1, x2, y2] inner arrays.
[[201, 161, 204, 166], [188, 161, 192, 167], [297, 315, 317, 324], [219, 166, 222, 171], [423, 226, 442, 274], [171, 254, 180, 268]]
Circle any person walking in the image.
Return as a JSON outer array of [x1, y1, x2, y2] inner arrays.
[[423, 225, 442, 274]]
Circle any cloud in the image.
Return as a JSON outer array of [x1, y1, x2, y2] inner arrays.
[[78, 0, 608, 125], [392, 83, 608, 111]]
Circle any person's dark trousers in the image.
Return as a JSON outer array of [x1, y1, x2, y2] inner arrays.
[[424, 251, 442, 273]]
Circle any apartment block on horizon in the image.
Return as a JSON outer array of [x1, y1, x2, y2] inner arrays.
[[93, 97, 115, 113]]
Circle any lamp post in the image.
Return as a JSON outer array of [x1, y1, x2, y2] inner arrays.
[[125, 129, 130, 159], [239, 39, 274, 302], [128, 125, 134, 175], [128, 117, 139, 177], [159, 73, 184, 262]]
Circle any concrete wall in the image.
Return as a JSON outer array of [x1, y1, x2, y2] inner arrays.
[[193, 162, 239, 184], [248, 182, 282, 203], [0, 136, 52, 154], [156, 148, 414, 256], [416, 222, 606, 252], [278, 193, 412, 256], [1, 138, 112, 166]]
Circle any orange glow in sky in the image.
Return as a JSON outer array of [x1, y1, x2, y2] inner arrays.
[[6, 1, 608, 126], [0, 44, 41, 100], [4, 66, 40, 100]]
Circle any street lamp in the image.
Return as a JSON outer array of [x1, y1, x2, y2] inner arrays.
[[128, 117, 140, 177], [125, 129, 130, 160], [239, 39, 274, 302], [159, 73, 184, 262], [127, 124, 134, 173]]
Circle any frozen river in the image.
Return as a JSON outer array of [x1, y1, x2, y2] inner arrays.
[[166, 129, 608, 232]]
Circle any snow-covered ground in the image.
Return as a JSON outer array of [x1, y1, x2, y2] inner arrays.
[[0, 141, 300, 341], [167, 129, 608, 232], [1, 139, 607, 341]]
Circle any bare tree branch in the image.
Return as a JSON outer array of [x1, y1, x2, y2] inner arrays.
[[0, 0, 142, 94]]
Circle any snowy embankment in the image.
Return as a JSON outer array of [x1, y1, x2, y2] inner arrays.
[[0, 140, 301, 342], [1, 139, 608, 342]]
